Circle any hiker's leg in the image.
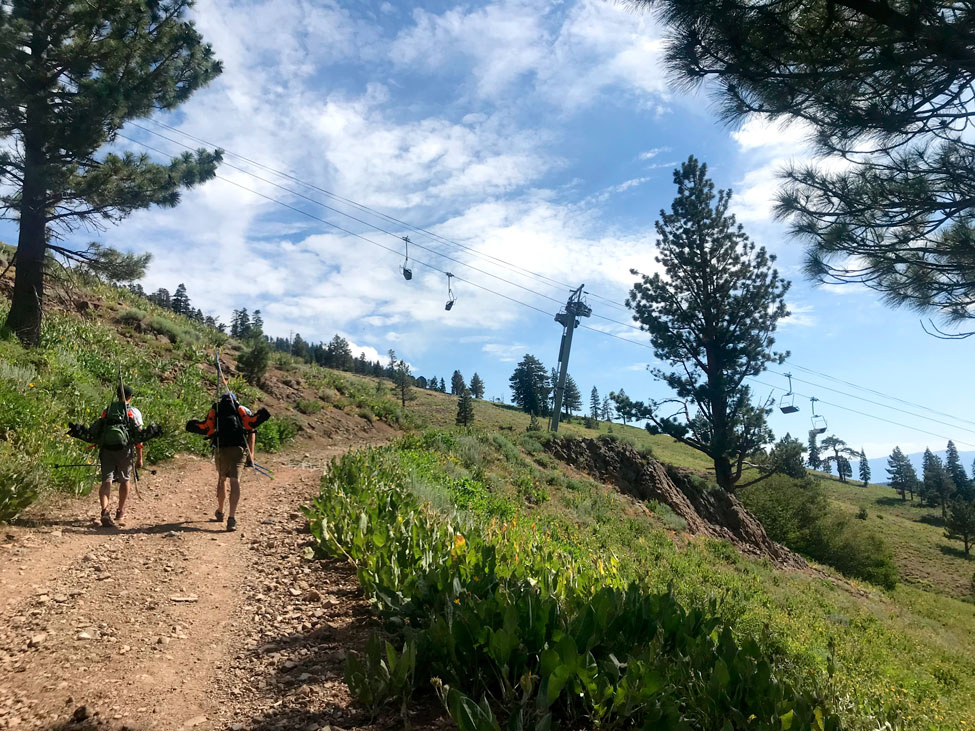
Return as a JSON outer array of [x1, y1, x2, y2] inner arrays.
[[99, 479, 112, 513], [228, 478, 241, 518], [216, 475, 227, 513], [118, 479, 130, 514]]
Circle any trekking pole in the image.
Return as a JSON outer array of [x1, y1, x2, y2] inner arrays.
[[215, 350, 271, 480], [118, 364, 143, 500]]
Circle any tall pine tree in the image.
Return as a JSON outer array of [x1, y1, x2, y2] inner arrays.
[[946, 441, 972, 500], [469, 373, 485, 399], [450, 370, 466, 395], [888, 447, 919, 502], [623, 157, 790, 492], [456, 388, 475, 427], [807, 432, 822, 470], [858, 448, 870, 487], [562, 375, 582, 416], [509, 354, 551, 416], [1, 0, 222, 345], [590, 386, 601, 420], [171, 283, 190, 316]]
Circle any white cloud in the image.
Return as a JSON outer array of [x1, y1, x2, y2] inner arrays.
[[483, 343, 532, 362], [731, 117, 812, 153], [781, 302, 816, 328], [638, 147, 667, 161]]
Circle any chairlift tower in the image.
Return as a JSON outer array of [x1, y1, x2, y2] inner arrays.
[[550, 284, 592, 432]]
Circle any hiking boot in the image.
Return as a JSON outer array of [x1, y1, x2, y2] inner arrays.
[[100, 511, 116, 529], [214, 510, 224, 523], [226, 516, 237, 532]]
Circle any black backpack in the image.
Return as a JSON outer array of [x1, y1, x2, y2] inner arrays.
[[214, 395, 246, 448]]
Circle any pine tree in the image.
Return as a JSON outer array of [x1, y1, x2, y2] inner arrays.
[[238, 337, 270, 386], [509, 354, 551, 416], [923, 449, 955, 518], [637, 0, 975, 326], [237, 308, 251, 339], [84, 243, 151, 285], [601, 396, 613, 422], [945, 498, 975, 556], [590, 386, 601, 420], [429, 375, 438, 391], [946, 441, 972, 500], [1, 1, 222, 346], [252, 310, 264, 337], [858, 448, 870, 487], [451, 370, 466, 395], [821, 436, 858, 484], [394, 360, 413, 408], [326, 335, 354, 371], [291, 333, 308, 361], [171, 283, 190, 316], [469, 373, 485, 399], [888, 447, 919, 502], [624, 157, 789, 491], [150, 288, 172, 310], [807, 432, 822, 470], [609, 389, 633, 426], [439, 377, 446, 393], [456, 388, 475, 427], [562, 375, 582, 416]]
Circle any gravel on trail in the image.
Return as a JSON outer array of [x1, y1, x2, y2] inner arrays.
[[0, 435, 448, 731]]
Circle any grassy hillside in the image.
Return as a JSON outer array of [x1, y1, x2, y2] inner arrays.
[[294, 379, 975, 729], [818, 477, 975, 599], [4, 262, 975, 727]]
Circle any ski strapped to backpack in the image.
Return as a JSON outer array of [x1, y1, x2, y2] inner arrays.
[[185, 351, 272, 479]]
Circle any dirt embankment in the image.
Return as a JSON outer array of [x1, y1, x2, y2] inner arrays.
[[545, 436, 809, 571]]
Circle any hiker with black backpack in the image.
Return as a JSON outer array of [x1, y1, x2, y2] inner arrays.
[[68, 383, 161, 528], [185, 392, 270, 532]]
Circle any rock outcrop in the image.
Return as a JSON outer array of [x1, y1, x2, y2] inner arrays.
[[545, 436, 809, 570]]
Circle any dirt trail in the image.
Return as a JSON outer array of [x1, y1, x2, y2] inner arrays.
[[0, 429, 436, 731]]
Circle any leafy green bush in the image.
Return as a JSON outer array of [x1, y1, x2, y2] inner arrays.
[[144, 315, 199, 345], [238, 337, 271, 385], [117, 308, 146, 326], [0, 446, 45, 522], [255, 417, 299, 453], [303, 447, 841, 730], [296, 398, 322, 415], [742, 475, 899, 589]]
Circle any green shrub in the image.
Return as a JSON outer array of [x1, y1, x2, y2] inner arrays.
[[118, 308, 146, 326], [296, 398, 322, 415], [144, 315, 199, 345], [255, 417, 299, 453], [303, 447, 842, 730], [238, 338, 271, 385], [0, 447, 45, 522], [742, 475, 899, 589], [357, 407, 375, 423]]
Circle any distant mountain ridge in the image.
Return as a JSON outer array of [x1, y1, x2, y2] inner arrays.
[[852, 449, 975, 485]]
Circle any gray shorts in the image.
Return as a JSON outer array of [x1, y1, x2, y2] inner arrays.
[[100, 449, 133, 483]]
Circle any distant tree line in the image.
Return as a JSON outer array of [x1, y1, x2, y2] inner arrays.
[[887, 441, 975, 556]]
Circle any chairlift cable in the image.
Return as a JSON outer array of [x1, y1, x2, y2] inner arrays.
[[125, 126, 643, 329], [120, 133, 975, 444], [748, 377, 975, 449], [134, 120, 633, 312], [768, 367, 975, 437]]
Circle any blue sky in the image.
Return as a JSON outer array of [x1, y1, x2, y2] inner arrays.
[[4, 0, 973, 463]]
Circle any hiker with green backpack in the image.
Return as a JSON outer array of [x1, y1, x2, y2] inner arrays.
[[68, 383, 161, 528]]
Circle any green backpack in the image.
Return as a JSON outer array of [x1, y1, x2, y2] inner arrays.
[[100, 401, 133, 449]]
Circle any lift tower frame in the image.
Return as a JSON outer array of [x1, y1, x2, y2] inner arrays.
[[550, 285, 592, 432]]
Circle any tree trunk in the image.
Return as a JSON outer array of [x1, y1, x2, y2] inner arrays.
[[4, 135, 47, 347], [713, 456, 734, 492]]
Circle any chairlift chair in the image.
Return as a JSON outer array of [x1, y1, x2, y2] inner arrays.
[[779, 372, 800, 413], [810, 397, 827, 434], [400, 236, 413, 280], [444, 272, 456, 311]]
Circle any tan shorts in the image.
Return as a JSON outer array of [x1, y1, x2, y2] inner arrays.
[[216, 446, 247, 479], [100, 449, 133, 483]]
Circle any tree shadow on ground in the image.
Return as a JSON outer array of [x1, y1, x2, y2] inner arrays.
[[917, 513, 946, 527], [939, 544, 973, 560], [874, 496, 918, 508]]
